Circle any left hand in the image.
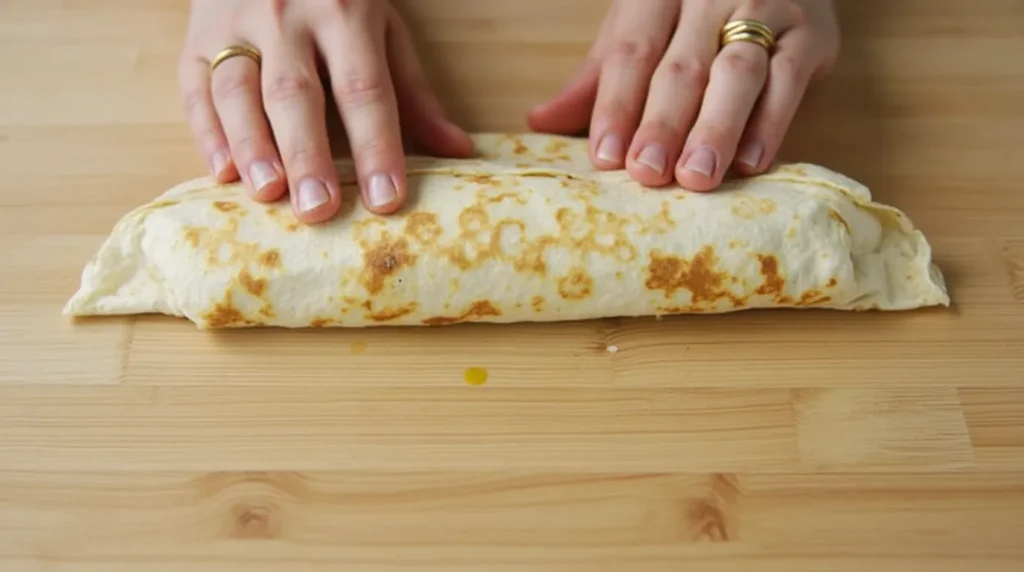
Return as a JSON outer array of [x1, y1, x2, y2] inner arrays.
[[527, 0, 840, 191]]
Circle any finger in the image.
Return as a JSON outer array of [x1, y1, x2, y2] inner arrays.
[[676, 7, 796, 191], [624, 0, 720, 187], [316, 14, 407, 215], [260, 45, 343, 224], [525, 57, 602, 136], [178, 55, 237, 182], [209, 49, 287, 201], [587, 0, 678, 170], [733, 29, 815, 175], [385, 7, 474, 158], [526, 6, 615, 135]]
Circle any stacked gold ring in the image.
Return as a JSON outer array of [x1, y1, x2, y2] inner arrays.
[[720, 19, 776, 52], [209, 44, 262, 73]]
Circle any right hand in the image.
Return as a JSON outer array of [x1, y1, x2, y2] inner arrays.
[[177, 0, 474, 224]]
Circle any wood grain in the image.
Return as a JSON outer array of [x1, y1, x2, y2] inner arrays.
[[1, 0, 1023, 570]]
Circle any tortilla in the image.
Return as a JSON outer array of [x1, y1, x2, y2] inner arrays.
[[63, 133, 949, 329]]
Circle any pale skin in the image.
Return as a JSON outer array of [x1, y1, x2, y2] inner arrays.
[[178, 0, 840, 225]]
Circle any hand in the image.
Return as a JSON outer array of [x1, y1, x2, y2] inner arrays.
[[527, 0, 840, 191], [177, 0, 474, 224]]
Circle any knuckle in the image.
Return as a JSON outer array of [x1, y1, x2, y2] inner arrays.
[[656, 57, 710, 90], [787, 2, 809, 28], [771, 54, 808, 83], [685, 0, 716, 11], [180, 88, 207, 118], [718, 51, 766, 77], [606, 39, 663, 68], [211, 71, 256, 100], [230, 133, 265, 157], [638, 118, 684, 143], [349, 135, 390, 164], [263, 73, 319, 104], [741, 0, 769, 12], [268, 0, 288, 19], [281, 144, 323, 170], [688, 124, 732, 149], [334, 73, 388, 107]]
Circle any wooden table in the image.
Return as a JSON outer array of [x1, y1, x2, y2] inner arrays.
[[2, 0, 1023, 570]]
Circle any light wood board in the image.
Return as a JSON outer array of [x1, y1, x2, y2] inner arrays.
[[1, 0, 1023, 570]]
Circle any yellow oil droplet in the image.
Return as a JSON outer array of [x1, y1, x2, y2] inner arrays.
[[464, 367, 488, 386], [349, 341, 367, 355]]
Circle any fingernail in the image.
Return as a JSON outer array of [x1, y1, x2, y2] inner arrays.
[[297, 178, 330, 213], [367, 173, 397, 209], [210, 150, 229, 177], [636, 145, 666, 174], [682, 147, 717, 177], [248, 161, 278, 193], [596, 133, 624, 164], [737, 140, 764, 168]]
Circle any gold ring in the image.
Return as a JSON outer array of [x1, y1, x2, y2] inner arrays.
[[721, 19, 776, 52], [209, 44, 262, 73]]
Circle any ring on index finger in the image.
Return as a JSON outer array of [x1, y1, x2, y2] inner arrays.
[[720, 19, 776, 53], [210, 44, 263, 74]]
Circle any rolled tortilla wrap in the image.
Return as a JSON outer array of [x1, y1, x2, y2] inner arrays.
[[63, 133, 949, 329]]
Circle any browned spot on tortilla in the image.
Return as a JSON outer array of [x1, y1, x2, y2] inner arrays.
[[309, 318, 333, 328], [544, 138, 569, 155], [785, 227, 798, 240], [463, 174, 494, 185], [531, 296, 545, 312], [204, 304, 247, 328], [453, 184, 465, 191], [422, 300, 501, 326], [829, 208, 851, 234], [826, 277, 838, 288], [363, 300, 418, 322], [259, 249, 281, 269], [645, 246, 744, 308], [537, 157, 556, 164], [264, 206, 301, 232], [184, 227, 202, 248], [148, 199, 179, 210], [515, 162, 531, 168], [258, 304, 275, 319], [361, 234, 415, 295], [371, 305, 417, 322], [238, 270, 267, 297], [558, 267, 594, 300], [797, 290, 832, 306], [404, 212, 443, 245], [638, 201, 676, 234], [481, 191, 527, 205], [754, 254, 787, 301], [201, 291, 260, 328], [512, 139, 529, 155], [730, 197, 777, 220], [779, 165, 809, 177], [214, 200, 241, 213]]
